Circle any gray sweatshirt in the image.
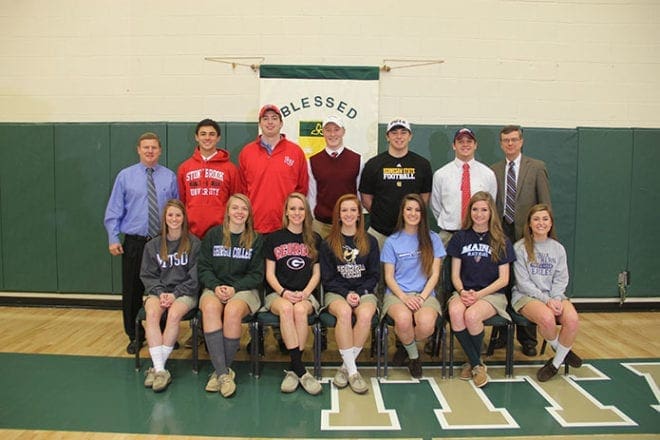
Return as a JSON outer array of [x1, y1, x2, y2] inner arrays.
[[512, 237, 569, 305], [140, 234, 201, 298]]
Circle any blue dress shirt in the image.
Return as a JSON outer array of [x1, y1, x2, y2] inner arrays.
[[104, 162, 178, 244]]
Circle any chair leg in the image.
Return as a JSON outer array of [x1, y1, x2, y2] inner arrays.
[[313, 323, 321, 380], [250, 322, 260, 378], [540, 339, 547, 355], [449, 329, 454, 378], [439, 323, 446, 379], [134, 316, 141, 371], [506, 322, 514, 377], [380, 324, 389, 379], [486, 327, 498, 356], [191, 317, 199, 374], [370, 326, 377, 358], [376, 324, 381, 378]]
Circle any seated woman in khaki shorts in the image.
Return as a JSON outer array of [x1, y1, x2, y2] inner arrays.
[[198, 194, 264, 398], [381, 194, 446, 379], [446, 192, 514, 389], [140, 199, 201, 393], [319, 194, 380, 394], [264, 193, 322, 396], [512, 204, 581, 382]]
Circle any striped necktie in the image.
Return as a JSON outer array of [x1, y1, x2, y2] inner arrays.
[[146, 167, 159, 237], [504, 161, 516, 224]]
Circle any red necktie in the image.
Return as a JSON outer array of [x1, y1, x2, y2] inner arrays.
[[330, 151, 338, 158], [461, 163, 471, 223]]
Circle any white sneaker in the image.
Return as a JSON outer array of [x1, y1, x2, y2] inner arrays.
[[299, 371, 322, 396], [280, 370, 299, 393], [333, 366, 349, 388]]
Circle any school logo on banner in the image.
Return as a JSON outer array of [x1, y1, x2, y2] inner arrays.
[[298, 121, 325, 157], [259, 65, 380, 160]]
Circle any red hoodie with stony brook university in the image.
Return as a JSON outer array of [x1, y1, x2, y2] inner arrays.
[[177, 148, 242, 238]]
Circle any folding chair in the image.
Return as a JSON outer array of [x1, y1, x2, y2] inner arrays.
[[442, 256, 515, 378], [134, 306, 201, 373], [315, 307, 382, 380], [250, 288, 320, 378], [380, 313, 444, 379]]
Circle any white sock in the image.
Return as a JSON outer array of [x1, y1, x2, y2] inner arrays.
[[553, 343, 571, 369], [340, 348, 358, 375], [547, 337, 559, 351], [149, 345, 165, 372], [353, 346, 363, 361], [161, 345, 174, 369]]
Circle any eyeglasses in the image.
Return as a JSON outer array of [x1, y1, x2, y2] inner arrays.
[[501, 137, 521, 144]]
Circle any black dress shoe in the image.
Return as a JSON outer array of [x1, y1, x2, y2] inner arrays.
[[392, 344, 409, 366], [537, 359, 558, 382], [522, 344, 538, 357], [423, 338, 434, 355], [126, 339, 143, 355], [492, 337, 507, 350], [408, 358, 423, 379], [564, 350, 582, 368]]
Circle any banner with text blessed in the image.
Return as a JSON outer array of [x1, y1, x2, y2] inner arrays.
[[259, 65, 380, 159]]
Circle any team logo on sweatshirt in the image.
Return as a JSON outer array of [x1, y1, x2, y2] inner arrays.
[[286, 257, 306, 271]]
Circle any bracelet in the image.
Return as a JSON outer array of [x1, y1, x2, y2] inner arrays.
[[280, 288, 286, 296]]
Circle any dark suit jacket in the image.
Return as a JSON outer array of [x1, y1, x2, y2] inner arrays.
[[491, 155, 551, 240]]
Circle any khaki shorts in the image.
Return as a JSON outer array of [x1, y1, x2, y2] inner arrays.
[[381, 292, 442, 318], [512, 295, 535, 313], [448, 291, 511, 320], [201, 288, 261, 314], [323, 291, 379, 309], [145, 294, 197, 310], [262, 291, 320, 314]]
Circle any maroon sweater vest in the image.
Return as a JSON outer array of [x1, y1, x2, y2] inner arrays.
[[309, 149, 361, 223]]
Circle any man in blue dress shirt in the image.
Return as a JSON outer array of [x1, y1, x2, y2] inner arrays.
[[104, 132, 178, 354]]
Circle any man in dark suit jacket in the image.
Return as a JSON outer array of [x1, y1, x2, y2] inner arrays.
[[491, 125, 552, 356]]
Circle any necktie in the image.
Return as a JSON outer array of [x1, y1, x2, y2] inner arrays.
[[147, 167, 159, 237], [461, 163, 471, 223], [504, 161, 516, 224], [330, 151, 338, 158]]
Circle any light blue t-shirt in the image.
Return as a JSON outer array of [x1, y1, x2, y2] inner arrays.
[[381, 230, 446, 295]]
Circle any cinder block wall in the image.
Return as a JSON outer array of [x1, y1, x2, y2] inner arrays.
[[1, 1, 658, 126]]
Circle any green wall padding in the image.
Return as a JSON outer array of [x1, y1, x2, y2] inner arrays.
[[54, 124, 112, 293], [0, 124, 58, 291], [628, 129, 660, 297], [573, 128, 632, 298], [0, 122, 657, 300]]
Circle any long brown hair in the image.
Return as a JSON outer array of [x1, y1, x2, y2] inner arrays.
[[523, 203, 557, 263], [159, 199, 191, 262], [222, 193, 256, 249], [394, 193, 434, 277], [326, 194, 370, 261], [281, 192, 318, 261], [461, 191, 507, 263]]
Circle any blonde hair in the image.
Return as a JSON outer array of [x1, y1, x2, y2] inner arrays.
[[523, 203, 557, 263], [281, 192, 318, 261], [159, 199, 191, 262], [461, 191, 507, 263], [222, 193, 256, 249], [326, 194, 370, 261]]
